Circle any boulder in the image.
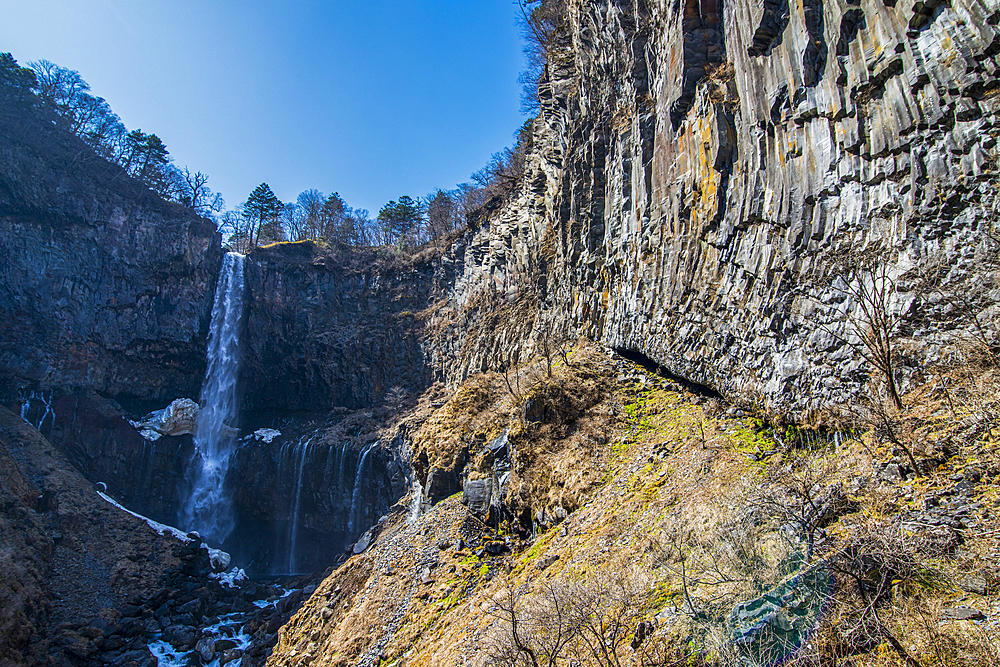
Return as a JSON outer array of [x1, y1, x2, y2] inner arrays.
[[208, 548, 231, 572], [196, 636, 216, 663], [942, 606, 986, 621], [462, 478, 492, 513], [138, 398, 199, 436], [353, 530, 372, 554], [220, 648, 243, 666]]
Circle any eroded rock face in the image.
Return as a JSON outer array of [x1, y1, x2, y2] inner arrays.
[[431, 0, 1000, 414], [0, 103, 222, 407], [241, 242, 441, 413]]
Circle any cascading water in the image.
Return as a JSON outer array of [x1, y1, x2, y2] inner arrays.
[[408, 476, 423, 524], [337, 441, 349, 489], [182, 252, 246, 545], [346, 442, 375, 540], [287, 434, 316, 574]]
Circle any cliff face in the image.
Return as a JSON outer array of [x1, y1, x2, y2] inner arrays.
[[241, 242, 444, 413], [18, 388, 193, 525], [225, 421, 408, 575], [0, 104, 222, 407], [435, 0, 1000, 413]]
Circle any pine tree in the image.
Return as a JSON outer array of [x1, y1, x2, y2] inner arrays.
[[377, 195, 424, 247], [244, 183, 283, 248]]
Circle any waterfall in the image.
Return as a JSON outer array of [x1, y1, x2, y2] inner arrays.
[[408, 476, 423, 524], [182, 252, 245, 545], [287, 434, 316, 574], [346, 442, 375, 539], [19, 389, 55, 433], [337, 441, 349, 490]]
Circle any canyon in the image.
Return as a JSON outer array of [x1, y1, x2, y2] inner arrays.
[[1, 0, 1000, 665]]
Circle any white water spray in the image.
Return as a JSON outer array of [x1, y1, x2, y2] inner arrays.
[[408, 476, 423, 524], [182, 252, 245, 544]]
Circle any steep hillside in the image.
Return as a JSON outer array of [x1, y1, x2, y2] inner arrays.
[[0, 405, 182, 667], [270, 346, 1000, 667]]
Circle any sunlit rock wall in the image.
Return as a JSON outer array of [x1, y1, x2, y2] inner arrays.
[[433, 0, 1000, 414]]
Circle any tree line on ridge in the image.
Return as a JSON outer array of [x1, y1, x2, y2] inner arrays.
[[0, 1, 569, 253]]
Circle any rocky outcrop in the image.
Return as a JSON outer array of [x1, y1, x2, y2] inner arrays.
[[432, 0, 1000, 414], [0, 100, 222, 407], [17, 388, 194, 525]]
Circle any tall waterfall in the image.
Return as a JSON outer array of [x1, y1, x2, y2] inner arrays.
[[287, 434, 316, 574], [182, 252, 246, 544]]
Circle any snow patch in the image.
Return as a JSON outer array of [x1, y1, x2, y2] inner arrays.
[[254, 428, 281, 443], [211, 567, 248, 589], [97, 490, 190, 542], [97, 490, 237, 573]]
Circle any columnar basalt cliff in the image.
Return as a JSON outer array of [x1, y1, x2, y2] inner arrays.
[[432, 0, 1000, 414]]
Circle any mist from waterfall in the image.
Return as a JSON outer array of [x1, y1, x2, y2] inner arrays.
[[182, 252, 246, 545]]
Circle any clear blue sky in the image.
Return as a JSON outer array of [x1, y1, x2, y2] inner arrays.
[[1, 1, 528, 214]]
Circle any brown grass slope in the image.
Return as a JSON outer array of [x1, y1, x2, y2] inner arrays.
[[270, 343, 1000, 667]]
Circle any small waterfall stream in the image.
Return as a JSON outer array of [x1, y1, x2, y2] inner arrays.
[[287, 434, 317, 574], [182, 252, 246, 545], [346, 442, 375, 539], [337, 441, 349, 489]]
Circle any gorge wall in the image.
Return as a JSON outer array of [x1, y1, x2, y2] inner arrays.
[[433, 0, 1000, 415], [3, 0, 1000, 585], [0, 102, 222, 408], [241, 242, 443, 414]]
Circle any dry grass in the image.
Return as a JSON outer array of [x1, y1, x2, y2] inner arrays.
[[269, 342, 1000, 667]]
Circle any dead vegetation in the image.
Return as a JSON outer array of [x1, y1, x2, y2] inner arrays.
[[271, 333, 1000, 667]]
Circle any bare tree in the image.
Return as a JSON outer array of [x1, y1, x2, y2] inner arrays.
[[487, 574, 691, 667], [825, 517, 929, 667], [425, 188, 462, 240], [176, 168, 224, 217], [219, 208, 253, 253], [296, 189, 325, 240], [487, 581, 585, 667], [818, 259, 904, 410], [385, 385, 408, 413], [279, 201, 304, 241]]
